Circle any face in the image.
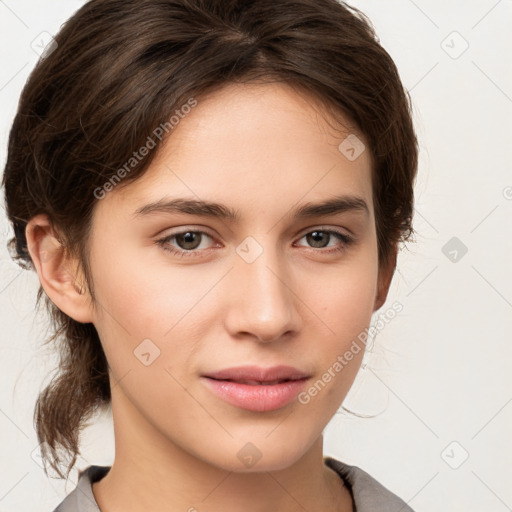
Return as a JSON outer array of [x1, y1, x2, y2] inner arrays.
[[81, 81, 391, 472]]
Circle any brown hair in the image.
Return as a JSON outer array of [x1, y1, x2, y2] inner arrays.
[[2, 0, 418, 478]]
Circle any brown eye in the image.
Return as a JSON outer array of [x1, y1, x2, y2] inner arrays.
[[156, 230, 217, 258], [305, 231, 331, 248], [297, 229, 354, 252], [174, 231, 203, 250]]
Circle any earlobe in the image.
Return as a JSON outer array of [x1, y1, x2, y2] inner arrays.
[[25, 214, 94, 324]]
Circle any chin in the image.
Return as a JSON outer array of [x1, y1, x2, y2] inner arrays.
[[198, 431, 318, 474]]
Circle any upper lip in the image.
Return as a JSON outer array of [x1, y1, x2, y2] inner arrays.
[[203, 365, 309, 384]]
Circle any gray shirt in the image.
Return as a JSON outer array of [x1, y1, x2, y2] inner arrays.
[[52, 457, 414, 511]]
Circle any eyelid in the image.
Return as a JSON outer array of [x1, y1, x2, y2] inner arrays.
[[157, 224, 217, 236], [295, 224, 353, 241]]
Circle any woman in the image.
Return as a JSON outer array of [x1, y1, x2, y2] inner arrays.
[[2, 0, 418, 510]]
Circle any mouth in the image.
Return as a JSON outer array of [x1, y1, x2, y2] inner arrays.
[[203, 364, 309, 382], [211, 378, 299, 385], [201, 365, 310, 412]]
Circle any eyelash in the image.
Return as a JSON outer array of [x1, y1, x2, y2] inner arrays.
[[156, 228, 355, 259]]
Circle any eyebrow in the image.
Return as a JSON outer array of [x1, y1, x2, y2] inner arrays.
[[133, 194, 369, 221]]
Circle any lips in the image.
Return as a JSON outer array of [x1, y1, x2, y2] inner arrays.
[[228, 379, 289, 385], [201, 365, 310, 412], [203, 365, 309, 383]]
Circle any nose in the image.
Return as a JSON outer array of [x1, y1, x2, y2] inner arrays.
[[223, 240, 303, 343]]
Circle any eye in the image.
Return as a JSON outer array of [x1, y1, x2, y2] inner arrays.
[[156, 230, 217, 258], [295, 229, 354, 254], [156, 227, 355, 259]]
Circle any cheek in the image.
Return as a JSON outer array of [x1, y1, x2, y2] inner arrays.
[[306, 255, 378, 342], [295, 269, 376, 418], [91, 243, 211, 336], [88, 242, 226, 383], [297, 249, 378, 400]]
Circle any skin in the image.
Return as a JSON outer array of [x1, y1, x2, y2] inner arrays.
[[26, 81, 396, 512]]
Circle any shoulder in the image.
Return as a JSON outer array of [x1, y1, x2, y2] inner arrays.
[[324, 456, 415, 512], [51, 465, 110, 512]]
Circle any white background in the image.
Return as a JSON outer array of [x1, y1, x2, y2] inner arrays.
[[1, 1, 511, 511]]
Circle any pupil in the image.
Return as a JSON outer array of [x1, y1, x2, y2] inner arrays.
[[178, 232, 201, 250], [307, 231, 328, 248]]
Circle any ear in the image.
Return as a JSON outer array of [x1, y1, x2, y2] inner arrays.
[[25, 214, 94, 324], [373, 245, 397, 312]]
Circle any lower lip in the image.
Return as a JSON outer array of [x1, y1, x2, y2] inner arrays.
[[202, 377, 309, 412]]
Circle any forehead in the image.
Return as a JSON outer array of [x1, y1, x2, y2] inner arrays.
[[161, 80, 365, 163], [98, 81, 373, 220]]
